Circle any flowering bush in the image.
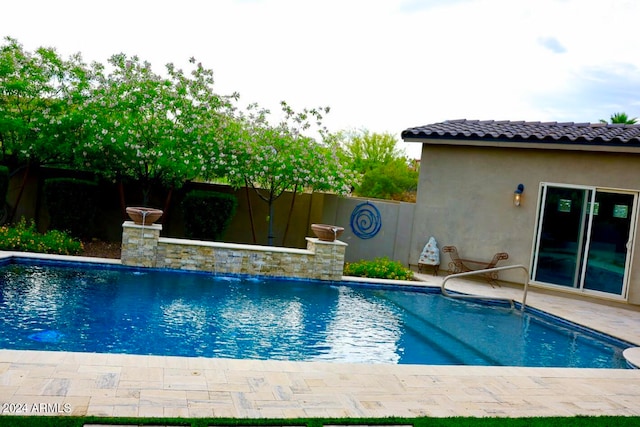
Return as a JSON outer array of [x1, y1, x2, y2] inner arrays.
[[82, 54, 237, 202], [0, 37, 91, 168], [0, 218, 83, 255], [344, 257, 414, 281], [1, 38, 362, 247], [225, 102, 359, 244]]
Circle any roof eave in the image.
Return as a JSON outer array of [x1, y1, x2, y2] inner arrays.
[[402, 137, 640, 154]]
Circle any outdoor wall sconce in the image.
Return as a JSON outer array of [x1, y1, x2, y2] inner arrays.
[[514, 184, 525, 207]]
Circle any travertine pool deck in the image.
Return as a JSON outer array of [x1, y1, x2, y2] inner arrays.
[[1, 256, 640, 419]]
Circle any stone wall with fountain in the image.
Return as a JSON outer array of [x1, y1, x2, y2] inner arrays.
[[120, 220, 348, 281]]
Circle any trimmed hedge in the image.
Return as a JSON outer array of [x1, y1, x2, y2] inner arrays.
[[43, 178, 99, 239], [182, 190, 237, 241]]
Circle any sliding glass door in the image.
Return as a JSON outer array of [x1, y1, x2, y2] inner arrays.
[[533, 186, 590, 288], [532, 184, 636, 298], [583, 191, 635, 294]]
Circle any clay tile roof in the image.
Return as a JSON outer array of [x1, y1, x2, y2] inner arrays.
[[401, 119, 640, 146]]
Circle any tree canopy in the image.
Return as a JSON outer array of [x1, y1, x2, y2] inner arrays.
[[225, 102, 355, 244], [0, 37, 90, 169], [81, 54, 238, 204], [600, 112, 638, 124], [341, 129, 404, 172], [0, 37, 361, 244], [339, 129, 418, 201]]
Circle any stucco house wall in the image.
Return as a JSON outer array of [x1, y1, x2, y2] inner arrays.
[[405, 120, 640, 306]]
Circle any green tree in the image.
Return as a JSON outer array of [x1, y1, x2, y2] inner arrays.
[[341, 129, 404, 172], [224, 101, 356, 246], [340, 130, 418, 201], [357, 157, 419, 201], [81, 54, 237, 207], [0, 37, 92, 219], [0, 37, 90, 167], [600, 112, 638, 124]]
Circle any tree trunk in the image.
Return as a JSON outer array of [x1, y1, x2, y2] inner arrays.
[[159, 185, 173, 225], [245, 183, 257, 244], [267, 200, 275, 246], [282, 185, 298, 247], [142, 186, 151, 207], [118, 181, 127, 220], [9, 163, 30, 223]]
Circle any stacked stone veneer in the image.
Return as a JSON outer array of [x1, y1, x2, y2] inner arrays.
[[121, 221, 347, 281]]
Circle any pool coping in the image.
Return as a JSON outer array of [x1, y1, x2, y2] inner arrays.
[[1, 251, 640, 418], [2, 348, 640, 418]]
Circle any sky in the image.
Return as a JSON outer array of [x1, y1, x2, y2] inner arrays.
[[2, 0, 640, 159]]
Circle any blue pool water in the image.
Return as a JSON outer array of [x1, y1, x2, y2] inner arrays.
[[0, 259, 630, 368]]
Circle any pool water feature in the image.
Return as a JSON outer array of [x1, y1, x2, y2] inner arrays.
[[0, 260, 630, 368]]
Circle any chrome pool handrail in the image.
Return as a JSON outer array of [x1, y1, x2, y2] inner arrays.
[[441, 264, 530, 311]]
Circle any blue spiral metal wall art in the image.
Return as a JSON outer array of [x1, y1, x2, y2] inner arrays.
[[350, 201, 382, 239]]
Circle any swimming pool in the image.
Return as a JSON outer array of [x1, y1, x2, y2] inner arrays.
[[0, 258, 630, 368]]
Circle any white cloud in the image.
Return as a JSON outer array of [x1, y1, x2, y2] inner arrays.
[[537, 37, 567, 54]]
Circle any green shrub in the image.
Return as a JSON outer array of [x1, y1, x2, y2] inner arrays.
[[0, 217, 83, 255], [182, 190, 238, 241], [44, 178, 99, 239], [344, 257, 414, 281]]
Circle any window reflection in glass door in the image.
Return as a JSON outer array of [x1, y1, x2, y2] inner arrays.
[[533, 186, 590, 288], [583, 191, 634, 295]]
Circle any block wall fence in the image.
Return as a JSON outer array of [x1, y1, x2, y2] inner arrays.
[[9, 167, 415, 267], [121, 221, 348, 281]]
